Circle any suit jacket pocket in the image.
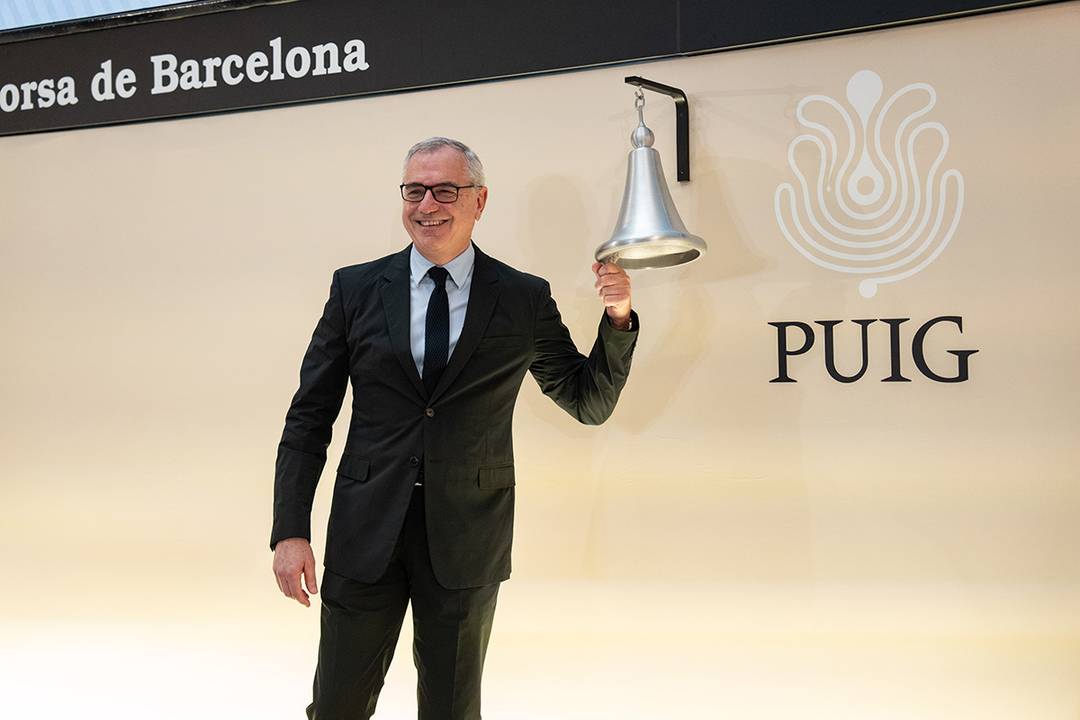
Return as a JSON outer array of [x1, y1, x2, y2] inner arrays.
[[337, 453, 371, 483], [478, 463, 515, 489]]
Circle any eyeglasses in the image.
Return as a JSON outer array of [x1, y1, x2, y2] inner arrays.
[[399, 183, 481, 203]]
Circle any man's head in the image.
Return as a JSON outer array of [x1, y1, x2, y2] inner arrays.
[[401, 137, 488, 265]]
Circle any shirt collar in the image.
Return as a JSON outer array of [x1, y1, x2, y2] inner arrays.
[[410, 241, 475, 289]]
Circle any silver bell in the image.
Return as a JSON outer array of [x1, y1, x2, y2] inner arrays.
[[595, 92, 706, 270]]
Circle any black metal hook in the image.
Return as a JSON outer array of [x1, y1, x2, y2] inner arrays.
[[624, 76, 690, 182]]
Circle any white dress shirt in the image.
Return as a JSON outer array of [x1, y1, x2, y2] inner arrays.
[[409, 242, 475, 376]]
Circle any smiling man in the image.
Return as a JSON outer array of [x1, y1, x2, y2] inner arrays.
[[271, 137, 639, 720]]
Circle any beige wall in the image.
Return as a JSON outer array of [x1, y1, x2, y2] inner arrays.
[[2, 3, 1078, 718]]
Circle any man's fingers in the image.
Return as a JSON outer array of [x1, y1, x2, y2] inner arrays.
[[597, 262, 625, 276], [596, 280, 631, 297], [304, 556, 319, 595], [592, 262, 630, 297], [599, 275, 631, 300], [285, 573, 311, 607], [277, 571, 290, 598], [600, 286, 630, 299], [595, 274, 630, 288], [274, 564, 311, 606]]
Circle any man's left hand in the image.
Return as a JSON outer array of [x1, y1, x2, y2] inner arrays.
[[592, 261, 632, 330]]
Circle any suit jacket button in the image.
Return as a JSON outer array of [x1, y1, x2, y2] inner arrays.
[[409, 456, 420, 467], [425, 408, 435, 418]]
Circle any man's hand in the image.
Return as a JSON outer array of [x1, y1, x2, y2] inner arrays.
[[273, 537, 318, 607], [592, 261, 632, 329]]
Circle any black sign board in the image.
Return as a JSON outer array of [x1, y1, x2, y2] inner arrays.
[[0, 0, 1056, 136]]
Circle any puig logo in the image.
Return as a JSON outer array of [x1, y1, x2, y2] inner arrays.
[[774, 70, 964, 298]]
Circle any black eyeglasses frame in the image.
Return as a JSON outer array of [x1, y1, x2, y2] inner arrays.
[[399, 183, 482, 203]]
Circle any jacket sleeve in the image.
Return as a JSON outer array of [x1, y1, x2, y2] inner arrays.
[[270, 270, 349, 551], [528, 280, 639, 425]]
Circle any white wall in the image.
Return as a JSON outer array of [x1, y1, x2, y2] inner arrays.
[[1, 3, 1078, 718]]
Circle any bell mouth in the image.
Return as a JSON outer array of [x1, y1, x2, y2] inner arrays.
[[611, 249, 701, 269], [595, 234, 706, 270]]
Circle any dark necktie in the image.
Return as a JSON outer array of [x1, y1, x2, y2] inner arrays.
[[423, 266, 450, 396]]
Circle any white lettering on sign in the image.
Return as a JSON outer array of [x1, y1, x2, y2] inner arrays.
[[0, 35, 371, 114], [150, 36, 369, 96]]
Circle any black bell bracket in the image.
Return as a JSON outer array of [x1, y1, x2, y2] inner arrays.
[[624, 76, 690, 182]]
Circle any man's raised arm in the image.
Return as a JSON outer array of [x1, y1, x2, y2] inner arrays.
[[528, 262, 638, 425]]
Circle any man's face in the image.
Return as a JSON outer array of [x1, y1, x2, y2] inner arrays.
[[401, 146, 488, 264]]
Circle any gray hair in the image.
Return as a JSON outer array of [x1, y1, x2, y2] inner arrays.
[[403, 136, 486, 186]]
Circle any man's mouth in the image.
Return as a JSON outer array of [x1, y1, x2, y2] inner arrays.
[[417, 219, 449, 227]]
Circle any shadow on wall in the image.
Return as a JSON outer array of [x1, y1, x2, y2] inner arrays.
[[515, 173, 593, 282], [612, 147, 773, 434]]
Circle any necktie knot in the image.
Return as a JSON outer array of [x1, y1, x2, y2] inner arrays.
[[427, 266, 449, 289]]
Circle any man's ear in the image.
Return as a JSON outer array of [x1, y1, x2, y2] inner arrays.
[[475, 186, 488, 220]]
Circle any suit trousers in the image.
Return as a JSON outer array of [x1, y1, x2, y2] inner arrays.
[[306, 484, 501, 720]]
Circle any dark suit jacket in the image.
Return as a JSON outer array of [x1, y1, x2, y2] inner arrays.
[[271, 243, 638, 589]]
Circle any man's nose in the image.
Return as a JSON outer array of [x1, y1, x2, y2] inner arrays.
[[417, 189, 441, 212]]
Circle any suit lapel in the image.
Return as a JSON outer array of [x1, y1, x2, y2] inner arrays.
[[378, 245, 427, 401], [430, 244, 501, 403]]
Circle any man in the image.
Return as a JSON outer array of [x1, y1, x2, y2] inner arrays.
[[271, 137, 638, 719]]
